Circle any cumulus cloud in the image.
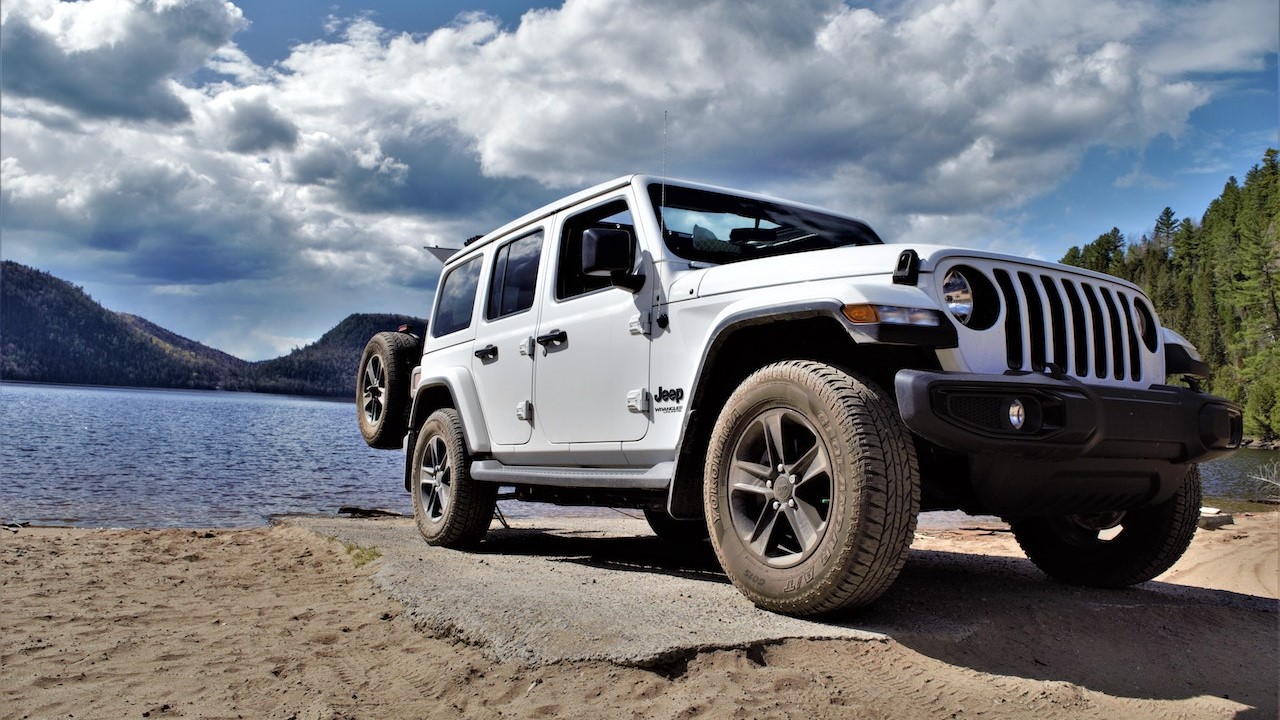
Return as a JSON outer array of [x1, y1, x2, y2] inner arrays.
[[0, 0, 246, 122], [221, 96, 299, 154], [1, 0, 1275, 358]]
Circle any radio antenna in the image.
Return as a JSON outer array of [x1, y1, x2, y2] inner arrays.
[[660, 110, 668, 235]]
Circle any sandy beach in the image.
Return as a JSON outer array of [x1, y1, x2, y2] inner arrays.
[[3, 511, 1276, 719]]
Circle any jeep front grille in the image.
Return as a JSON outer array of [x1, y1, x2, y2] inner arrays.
[[990, 268, 1145, 382]]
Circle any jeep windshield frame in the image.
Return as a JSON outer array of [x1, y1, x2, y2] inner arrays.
[[648, 182, 882, 265]]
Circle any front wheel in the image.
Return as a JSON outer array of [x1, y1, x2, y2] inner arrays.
[[1010, 465, 1202, 587], [704, 360, 920, 616], [412, 409, 496, 548]]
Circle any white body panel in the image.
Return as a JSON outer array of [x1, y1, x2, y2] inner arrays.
[[414, 175, 1175, 479]]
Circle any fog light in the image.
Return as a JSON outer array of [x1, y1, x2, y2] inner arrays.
[[1008, 399, 1026, 430]]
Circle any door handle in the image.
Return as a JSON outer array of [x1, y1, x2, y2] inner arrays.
[[535, 329, 568, 347], [474, 344, 498, 360]]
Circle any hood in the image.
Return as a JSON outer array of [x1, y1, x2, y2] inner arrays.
[[677, 243, 1143, 299], [685, 244, 932, 298]]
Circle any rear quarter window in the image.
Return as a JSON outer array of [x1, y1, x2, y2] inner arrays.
[[432, 256, 483, 337]]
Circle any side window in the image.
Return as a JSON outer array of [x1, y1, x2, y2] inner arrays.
[[485, 230, 543, 320], [556, 199, 634, 300], [431, 256, 483, 337]]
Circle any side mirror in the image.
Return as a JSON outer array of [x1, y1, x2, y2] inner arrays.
[[582, 227, 645, 292], [582, 228, 634, 275]]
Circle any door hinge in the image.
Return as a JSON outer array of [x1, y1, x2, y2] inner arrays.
[[629, 312, 651, 336], [517, 336, 535, 357], [626, 388, 650, 413], [515, 400, 533, 421]]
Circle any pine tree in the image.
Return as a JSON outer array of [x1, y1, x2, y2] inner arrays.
[[1153, 207, 1178, 246], [1077, 228, 1126, 275]]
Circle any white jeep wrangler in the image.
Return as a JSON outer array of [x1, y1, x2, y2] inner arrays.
[[357, 175, 1242, 616]]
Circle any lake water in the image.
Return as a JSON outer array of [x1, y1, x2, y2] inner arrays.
[[1, 382, 1275, 528]]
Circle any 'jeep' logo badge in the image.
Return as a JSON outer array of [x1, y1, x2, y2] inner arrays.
[[655, 386, 684, 403]]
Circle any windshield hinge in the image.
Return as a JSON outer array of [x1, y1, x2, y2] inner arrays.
[[629, 312, 652, 336]]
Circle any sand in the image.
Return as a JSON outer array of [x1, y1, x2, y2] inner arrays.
[[3, 512, 1276, 719]]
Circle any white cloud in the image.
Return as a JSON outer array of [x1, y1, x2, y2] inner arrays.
[[1, 0, 246, 122], [1, 0, 1275, 358]]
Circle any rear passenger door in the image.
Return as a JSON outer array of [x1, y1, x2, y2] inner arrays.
[[471, 229, 545, 446]]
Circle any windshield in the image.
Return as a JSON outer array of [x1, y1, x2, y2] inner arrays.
[[648, 183, 881, 265]]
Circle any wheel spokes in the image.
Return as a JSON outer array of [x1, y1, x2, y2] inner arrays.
[[791, 442, 829, 487], [362, 357, 385, 423], [761, 410, 787, 469], [784, 500, 822, 551], [362, 394, 383, 423], [419, 436, 452, 521], [747, 504, 781, 556], [730, 458, 775, 497], [727, 407, 833, 566]]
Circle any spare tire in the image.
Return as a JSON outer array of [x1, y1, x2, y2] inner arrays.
[[356, 331, 422, 449]]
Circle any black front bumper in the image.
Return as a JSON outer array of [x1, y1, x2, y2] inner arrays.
[[895, 369, 1243, 516], [896, 369, 1242, 464]]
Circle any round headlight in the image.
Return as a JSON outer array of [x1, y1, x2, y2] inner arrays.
[[943, 269, 975, 325]]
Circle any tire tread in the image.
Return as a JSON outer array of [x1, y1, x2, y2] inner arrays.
[[704, 360, 920, 616]]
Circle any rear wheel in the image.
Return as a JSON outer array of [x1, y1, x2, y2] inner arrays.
[[412, 408, 496, 548], [704, 360, 919, 616], [357, 331, 421, 449], [1010, 465, 1202, 587]]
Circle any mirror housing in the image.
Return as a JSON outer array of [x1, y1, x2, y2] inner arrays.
[[582, 227, 644, 292], [582, 228, 634, 275]]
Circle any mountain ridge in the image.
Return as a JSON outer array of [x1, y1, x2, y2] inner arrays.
[[0, 260, 426, 398]]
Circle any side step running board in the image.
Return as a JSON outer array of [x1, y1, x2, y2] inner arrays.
[[470, 460, 673, 490]]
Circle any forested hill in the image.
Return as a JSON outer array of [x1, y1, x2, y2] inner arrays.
[[0, 261, 426, 398], [1061, 148, 1279, 438], [252, 313, 427, 397]]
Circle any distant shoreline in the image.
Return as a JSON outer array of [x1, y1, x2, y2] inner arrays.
[[0, 378, 348, 402], [3, 379, 1278, 447]]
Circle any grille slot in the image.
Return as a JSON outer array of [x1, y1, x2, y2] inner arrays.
[[1040, 275, 1069, 372], [985, 268, 1147, 384], [1018, 273, 1047, 370], [1099, 287, 1125, 380], [994, 269, 1022, 370], [1081, 284, 1108, 378]]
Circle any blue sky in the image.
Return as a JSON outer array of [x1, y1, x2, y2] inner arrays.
[[2, 0, 1276, 360]]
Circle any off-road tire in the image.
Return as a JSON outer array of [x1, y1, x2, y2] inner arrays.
[[704, 360, 920, 616], [357, 331, 421, 449], [412, 408, 496, 548], [643, 508, 710, 544], [1010, 465, 1202, 587]]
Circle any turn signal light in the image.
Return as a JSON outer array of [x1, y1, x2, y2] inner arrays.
[[842, 304, 941, 327]]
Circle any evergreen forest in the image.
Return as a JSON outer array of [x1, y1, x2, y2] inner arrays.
[[1061, 149, 1280, 438]]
